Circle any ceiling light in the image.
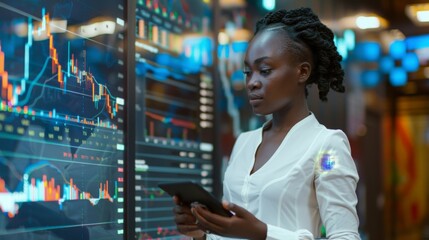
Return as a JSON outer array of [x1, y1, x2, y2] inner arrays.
[[219, 0, 246, 8], [406, 3, 429, 25], [417, 10, 429, 22], [356, 16, 380, 29], [218, 32, 229, 45], [262, 0, 275, 11], [336, 14, 388, 30]]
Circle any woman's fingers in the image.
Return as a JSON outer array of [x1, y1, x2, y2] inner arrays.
[[176, 224, 205, 238], [176, 224, 200, 232], [192, 205, 225, 234], [173, 205, 198, 225], [174, 212, 197, 224], [173, 205, 192, 214], [172, 197, 205, 238]]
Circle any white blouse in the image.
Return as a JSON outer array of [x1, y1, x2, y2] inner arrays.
[[208, 113, 360, 240]]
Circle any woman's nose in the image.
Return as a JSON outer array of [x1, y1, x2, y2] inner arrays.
[[246, 76, 262, 90]]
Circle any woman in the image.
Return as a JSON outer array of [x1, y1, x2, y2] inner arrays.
[[173, 7, 360, 240]]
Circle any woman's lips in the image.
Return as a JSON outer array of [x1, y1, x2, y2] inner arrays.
[[249, 98, 263, 105], [248, 95, 263, 105]]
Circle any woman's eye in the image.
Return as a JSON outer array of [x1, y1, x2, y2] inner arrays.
[[260, 69, 271, 75], [242, 70, 251, 76]]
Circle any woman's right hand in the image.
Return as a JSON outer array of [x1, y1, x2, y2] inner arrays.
[[172, 196, 205, 239]]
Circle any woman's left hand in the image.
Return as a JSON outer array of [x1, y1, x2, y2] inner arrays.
[[191, 201, 267, 240]]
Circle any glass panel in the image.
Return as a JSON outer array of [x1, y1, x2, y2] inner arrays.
[[134, 0, 215, 238], [0, 1, 126, 239]]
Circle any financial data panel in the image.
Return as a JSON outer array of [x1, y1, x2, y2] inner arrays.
[[134, 0, 215, 239], [0, 1, 126, 239]]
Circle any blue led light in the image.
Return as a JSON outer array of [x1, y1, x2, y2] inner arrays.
[[379, 56, 394, 73], [335, 37, 348, 60], [353, 42, 381, 61], [262, 0, 276, 11], [402, 52, 419, 72], [405, 34, 429, 50], [361, 70, 380, 88], [181, 57, 201, 74], [217, 45, 230, 58], [232, 41, 248, 53], [231, 70, 244, 82], [156, 53, 171, 66], [321, 154, 335, 171], [344, 29, 356, 51], [333, 29, 356, 61], [389, 68, 407, 86], [135, 62, 147, 76], [390, 40, 406, 60]]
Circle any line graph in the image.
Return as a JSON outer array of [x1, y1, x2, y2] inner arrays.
[[0, 1, 126, 238], [0, 7, 124, 129]]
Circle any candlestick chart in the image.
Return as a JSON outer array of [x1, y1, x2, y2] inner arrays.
[[0, 1, 126, 239]]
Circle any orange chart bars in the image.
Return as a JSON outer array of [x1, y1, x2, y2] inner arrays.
[[34, 11, 63, 88], [0, 175, 118, 218], [0, 44, 16, 106], [0, 44, 8, 99]]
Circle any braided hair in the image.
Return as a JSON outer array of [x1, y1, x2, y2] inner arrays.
[[254, 8, 345, 101]]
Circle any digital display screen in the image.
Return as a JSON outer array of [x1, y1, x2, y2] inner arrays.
[[0, 1, 126, 239], [134, 0, 215, 239]]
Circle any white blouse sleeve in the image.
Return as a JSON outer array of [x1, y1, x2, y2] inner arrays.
[[265, 225, 313, 239], [264, 130, 360, 240], [204, 230, 311, 240], [314, 130, 360, 240]]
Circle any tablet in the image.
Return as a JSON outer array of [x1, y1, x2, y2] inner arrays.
[[158, 181, 233, 217]]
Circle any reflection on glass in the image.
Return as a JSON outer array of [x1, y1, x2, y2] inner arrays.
[[134, 0, 215, 239], [0, 1, 126, 239]]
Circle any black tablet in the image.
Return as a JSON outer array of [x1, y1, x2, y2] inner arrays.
[[158, 181, 233, 217]]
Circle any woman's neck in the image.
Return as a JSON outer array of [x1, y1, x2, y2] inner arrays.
[[269, 102, 309, 133]]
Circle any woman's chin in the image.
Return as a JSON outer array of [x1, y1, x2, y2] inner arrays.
[[252, 109, 270, 116]]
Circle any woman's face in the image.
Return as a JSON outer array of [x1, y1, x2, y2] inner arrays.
[[243, 29, 308, 116]]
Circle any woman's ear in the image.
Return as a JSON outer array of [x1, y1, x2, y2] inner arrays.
[[297, 62, 311, 83]]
